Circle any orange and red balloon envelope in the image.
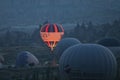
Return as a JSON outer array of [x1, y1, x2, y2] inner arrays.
[[40, 23, 64, 51]]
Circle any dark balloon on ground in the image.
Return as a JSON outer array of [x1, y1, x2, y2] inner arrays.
[[97, 37, 120, 58], [59, 44, 117, 80], [97, 37, 120, 47], [15, 51, 39, 68], [54, 38, 81, 61]]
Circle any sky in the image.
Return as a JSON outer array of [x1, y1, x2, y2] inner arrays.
[[0, 0, 120, 26]]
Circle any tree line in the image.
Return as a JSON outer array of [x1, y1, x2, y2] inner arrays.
[[0, 19, 120, 47], [66, 19, 120, 43]]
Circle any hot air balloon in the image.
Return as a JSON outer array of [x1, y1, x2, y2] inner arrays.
[[54, 38, 81, 62], [97, 37, 120, 57], [97, 37, 120, 47], [15, 51, 39, 68], [40, 23, 64, 51], [59, 44, 117, 80]]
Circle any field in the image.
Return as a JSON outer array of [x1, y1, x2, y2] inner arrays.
[[0, 46, 52, 65], [0, 46, 120, 80]]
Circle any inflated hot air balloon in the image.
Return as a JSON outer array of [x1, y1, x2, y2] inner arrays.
[[97, 37, 120, 57], [59, 44, 117, 80], [15, 51, 39, 68], [54, 38, 81, 61], [97, 37, 120, 47], [40, 23, 64, 51]]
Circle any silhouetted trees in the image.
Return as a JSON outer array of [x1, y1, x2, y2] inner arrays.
[[0, 19, 120, 47], [66, 19, 120, 43]]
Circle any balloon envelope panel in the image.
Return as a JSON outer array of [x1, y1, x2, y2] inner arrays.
[[40, 23, 64, 51], [15, 51, 39, 67], [59, 44, 117, 80], [97, 37, 120, 58], [97, 37, 120, 47], [54, 38, 81, 61], [41, 24, 64, 32]]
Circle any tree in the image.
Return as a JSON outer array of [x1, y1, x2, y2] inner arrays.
[[106, 19, 120, 39]]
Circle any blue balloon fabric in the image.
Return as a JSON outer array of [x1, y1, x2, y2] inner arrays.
[[59, 44, 117, 80], [97, 37, 120, 47], [15, 51, 39, 67], [54, 38, 81, 61], [97, 37, 120, 57]]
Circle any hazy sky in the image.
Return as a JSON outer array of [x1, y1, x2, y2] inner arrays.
[[0, 0, 120, 26]]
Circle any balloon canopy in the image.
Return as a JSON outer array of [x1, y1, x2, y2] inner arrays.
[[15, 51, 39, 67], [97, 37, 120, 58], [54, 38, 81, 61], [97, 37, 120, 47], [40, 23, 64, 51], [59, 44, 117, 80]]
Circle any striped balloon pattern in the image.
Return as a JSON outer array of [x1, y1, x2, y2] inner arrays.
[[40, 23, 64, 51]]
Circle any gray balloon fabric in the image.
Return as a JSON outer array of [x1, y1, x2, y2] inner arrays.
[[59, 44, 117, 80], [54, 38, 81, 61], [108, 47, 120, 58], [97, 37, 120, 47], [15, 51, 39, 68], [97, 37, 120, 58]]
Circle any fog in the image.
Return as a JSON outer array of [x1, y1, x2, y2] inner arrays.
[[0, 0, 120, 26]]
